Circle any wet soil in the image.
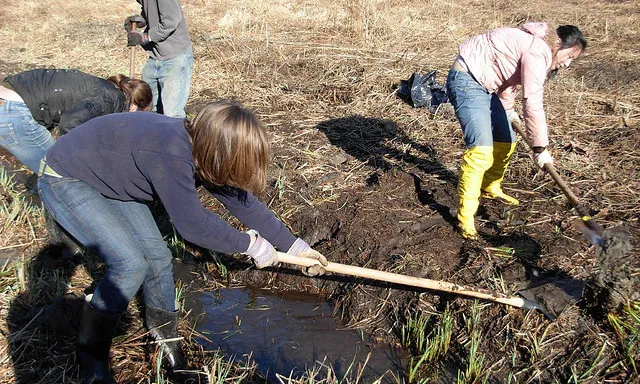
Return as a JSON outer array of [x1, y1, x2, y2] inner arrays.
[[228, 119, 638, 320], [1, 94, 638, 381], [197, 112, 639, 380]]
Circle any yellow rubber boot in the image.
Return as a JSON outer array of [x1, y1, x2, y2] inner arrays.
[[481, 141, 519, 206], [457, 146, 493, 240]]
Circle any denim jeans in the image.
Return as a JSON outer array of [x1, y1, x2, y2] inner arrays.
[[38, 174, 176, 313], [142, 48, 193, 118], [445, 69, 514, 148], [0, 100, 55, 172]]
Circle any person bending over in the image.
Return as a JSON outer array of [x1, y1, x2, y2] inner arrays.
[[1, 69, 153, 258], [0, 69, 152, 173], [37, 99, 327, 384], [446, 23, 586, 240]]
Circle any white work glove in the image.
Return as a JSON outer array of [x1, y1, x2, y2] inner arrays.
[[533, 148, 554, 169], [505, 109, 521, 125], [287, 238, 328, 276], [244, 230, 278, 269]]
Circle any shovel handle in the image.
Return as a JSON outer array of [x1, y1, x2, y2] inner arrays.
[[511, 121, 590, 218], [129, 21, 137, 78], [277, 252, 538, 310]]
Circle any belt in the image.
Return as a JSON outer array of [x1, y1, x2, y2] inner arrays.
[[38, 159, 62, 178]]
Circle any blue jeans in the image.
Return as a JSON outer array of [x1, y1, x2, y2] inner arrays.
[[445, 69, 514, 148], [0, 100, 55, 172], [142, 48, 193, 118], [38, 174, 176, 313]]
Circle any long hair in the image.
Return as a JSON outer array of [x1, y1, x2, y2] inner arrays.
[[545, 24, 586, 80], [544, 24, 587, 55], [185, 100, 269, 193], [106, 74, 153, 111], [556, 25, 587, 50]]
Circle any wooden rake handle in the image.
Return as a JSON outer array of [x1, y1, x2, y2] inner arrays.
[[129, 21, 138, 78], [277, 252, 539, 310]]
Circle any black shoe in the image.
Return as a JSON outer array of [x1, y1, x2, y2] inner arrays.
[[145, 306, 209, 384], [77, 299, 122, 384]]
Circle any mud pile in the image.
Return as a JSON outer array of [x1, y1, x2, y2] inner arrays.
[[593, 226, 636, 311]]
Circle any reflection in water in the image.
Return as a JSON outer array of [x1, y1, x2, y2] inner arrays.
[[183, 288, 407, 383]]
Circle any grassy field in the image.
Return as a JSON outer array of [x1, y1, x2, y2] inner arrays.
[[1, 0, 639, 383]]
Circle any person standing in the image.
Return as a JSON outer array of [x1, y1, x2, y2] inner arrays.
[[125, 0, 193, 118], [37, 100, 327, 383], [445, 23, 586, 240]]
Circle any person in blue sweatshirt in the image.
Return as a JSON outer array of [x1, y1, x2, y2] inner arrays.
[[37, 99, 327, 384], [1, 69, 153, 260]]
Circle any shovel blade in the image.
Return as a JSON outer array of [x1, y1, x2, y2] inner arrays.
[[573, 218, 603, 246], [518, 278, 586, 320], [573, 220, 632, 259]]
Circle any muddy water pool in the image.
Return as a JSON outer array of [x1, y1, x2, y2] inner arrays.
[[182, 287, 408, 382]]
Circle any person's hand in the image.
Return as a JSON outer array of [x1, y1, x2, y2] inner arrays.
[[505, 109, 521, 126], [244, 230, 278, 269], [124, 15, 147, 31], [287, 238, 328, 276], [533, 148, 553, 169], [127, 31, 149, 47]]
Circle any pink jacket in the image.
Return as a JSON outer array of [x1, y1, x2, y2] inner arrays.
[[459, 22, 553, 147]]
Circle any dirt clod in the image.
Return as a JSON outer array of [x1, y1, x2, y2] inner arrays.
[[593, 224, 636, 311]]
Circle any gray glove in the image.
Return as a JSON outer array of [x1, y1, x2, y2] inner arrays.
[[287, 238, 328, 276], [244, 230, 278, 269], [124, 15, 147, 32]]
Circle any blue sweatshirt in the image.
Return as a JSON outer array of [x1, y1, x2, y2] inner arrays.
[[45, 111, 296, 254]]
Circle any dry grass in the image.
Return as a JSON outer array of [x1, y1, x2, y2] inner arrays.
[[1, 0, 639, 383]]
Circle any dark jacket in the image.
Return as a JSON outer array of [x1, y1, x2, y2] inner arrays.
[[45, 111, 297, 254], [5, 69, 126, 134]]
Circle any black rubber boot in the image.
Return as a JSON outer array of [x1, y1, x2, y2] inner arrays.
[[44, 211, 84, 260], [77, 300, 122, 384], [145, 306, 208, 384]]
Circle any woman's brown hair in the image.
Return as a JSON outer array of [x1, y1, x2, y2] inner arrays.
[[185, 100, 269, 193], [107, 74, 153, 111]]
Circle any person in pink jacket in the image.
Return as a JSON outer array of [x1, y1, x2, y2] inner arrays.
[[445, 23, 586, 240]]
